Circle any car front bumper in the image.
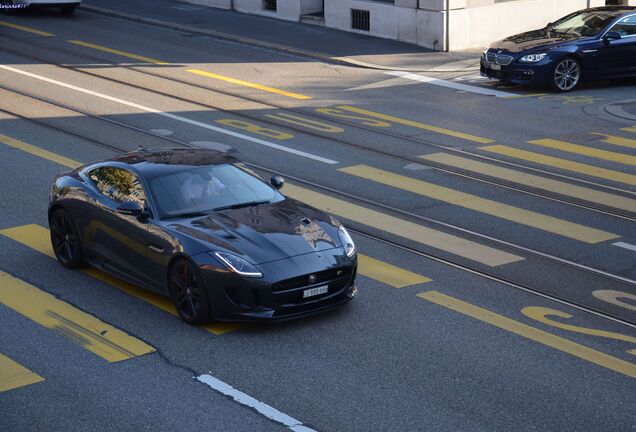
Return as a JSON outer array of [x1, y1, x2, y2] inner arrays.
[[480, 58, 552, 87], [192, 248, 357, 322]]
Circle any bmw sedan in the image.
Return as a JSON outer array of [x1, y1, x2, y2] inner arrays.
[[48, 148, 358, 324], [481, 6, 636, 91]]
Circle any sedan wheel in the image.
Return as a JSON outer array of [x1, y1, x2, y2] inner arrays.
[[552, 58, 581, 92], [49, 208, 85, 269], [169, 259, 212, 325]]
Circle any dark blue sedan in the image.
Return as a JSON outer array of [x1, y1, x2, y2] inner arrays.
[[481, 6, 636, 91]]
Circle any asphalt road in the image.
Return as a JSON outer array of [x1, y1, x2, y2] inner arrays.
[[0, 4, 635, 432]]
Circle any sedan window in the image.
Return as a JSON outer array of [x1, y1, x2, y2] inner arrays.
[[609, 15, 636, 37], [550, 12, 617, 36], [148, 164, 284, 219], [90, 167, 148, 206]]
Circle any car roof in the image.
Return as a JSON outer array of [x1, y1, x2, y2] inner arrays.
[[585, 6, 636, 15], [105, 148, 240, 177]]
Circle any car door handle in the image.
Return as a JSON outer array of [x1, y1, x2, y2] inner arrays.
[[582, 49, 598, 53], [148, 245, 164, 253]]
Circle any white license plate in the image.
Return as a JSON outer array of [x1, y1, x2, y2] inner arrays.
[[303, 285, 328, 298], [489, 64, 501, 71]]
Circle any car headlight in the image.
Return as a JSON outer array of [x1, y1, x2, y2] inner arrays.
[[338, 225, 356, 257], [519, 53, 547, 63], [212, 252, 262, 278]]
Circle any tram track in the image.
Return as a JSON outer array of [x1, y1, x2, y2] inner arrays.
[[2, 35, 636, 224], [1, 85, 634, 330]]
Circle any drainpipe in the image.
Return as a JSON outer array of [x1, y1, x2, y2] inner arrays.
[[445, 0, 450, 52]]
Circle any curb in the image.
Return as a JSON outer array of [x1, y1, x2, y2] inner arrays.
[[81, 4, 478, 74]]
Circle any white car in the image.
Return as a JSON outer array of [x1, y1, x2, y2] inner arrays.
[[8, 0, 81, 15]]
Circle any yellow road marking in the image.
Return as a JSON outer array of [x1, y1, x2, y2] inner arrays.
[[621, 126, 636, 134], [481, 145, 636, 187], [503, 93, 548, 100], [187, 69, 312, 100], [0, 354, 44, 393], [521, 307, 636, 351], [340, 165, 618, 244], [418, 291, 636, 379], [0, 270, 155, 362], [528, 139, 636, 166], [284, 184, 523, 267], [420, 152, 636, 213], [68, 40, 168, 65], [358, 255, 431, 288], [0, 134, 81, 169], [335, 106, 494, 144], [0, 20, 53, 36], [590, 133, 636, 150], [0, 225, 240, 336]]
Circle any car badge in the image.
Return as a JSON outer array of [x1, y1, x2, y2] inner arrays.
[[497, 50, 503, 54], [308, 274, 317, 284]]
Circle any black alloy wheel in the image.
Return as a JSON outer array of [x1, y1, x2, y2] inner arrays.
[[551, 57, 581, 92], [169, 259, 212, 325], [49, 208, 85, 269]]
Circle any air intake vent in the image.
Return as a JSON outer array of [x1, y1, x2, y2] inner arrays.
[[351, 9, 370, 31], [263, 0, 276, 11]]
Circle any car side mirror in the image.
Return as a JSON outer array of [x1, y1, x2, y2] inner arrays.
[[270, 175, 285, 190], [604, 31, 622, 41], [117, 201, 145, 217]]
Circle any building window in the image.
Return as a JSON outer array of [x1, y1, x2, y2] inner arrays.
[[351, 9, 370, 31], [263, 0, 276, 11]]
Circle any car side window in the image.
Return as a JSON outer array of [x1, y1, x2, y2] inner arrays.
[[89, 167, 148, 206], [609, 16, 636, 37]]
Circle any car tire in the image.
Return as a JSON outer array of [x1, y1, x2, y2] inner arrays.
[[49, 208, 86, 269], [60, 5, 76, 15], [169, 259, 213, 325], [551, 57, 581, 92]]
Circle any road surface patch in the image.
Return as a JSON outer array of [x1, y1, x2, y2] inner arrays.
[[480, 145, 636, 187], [339, 165, 619, 244], [590, 133, 636, 150], [420, 152, 636, 213], [0, 20, 53, 37], [67, 40, 168, 65], [187, 69, 312, 100], [528, 139, 636, 167], [357, 254, 431, 288], [0, 270, 155, 362], [385, 71, 518, 98], [418, 291, 636, 379], [0, 353, 44, 393]]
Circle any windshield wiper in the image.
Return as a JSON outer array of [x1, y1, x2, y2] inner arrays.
[[213, 200, 270, 211]]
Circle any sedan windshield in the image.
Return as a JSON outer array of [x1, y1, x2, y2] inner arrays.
[[147, 164, 284, 219], [549, 11, 617, 36]]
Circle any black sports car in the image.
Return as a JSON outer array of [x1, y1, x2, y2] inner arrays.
[[48, 148, 358, 324], [481, 6, 636, 91]]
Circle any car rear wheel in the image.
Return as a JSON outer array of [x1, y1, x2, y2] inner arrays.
[[50, 208, 85, 269], [551, 58, 581, 92], [169, 259, 212, 325]]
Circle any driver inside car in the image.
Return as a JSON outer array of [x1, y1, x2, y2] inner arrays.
[[180, 172, 227, 207]]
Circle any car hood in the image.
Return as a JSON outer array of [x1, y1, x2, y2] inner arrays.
[[490, 29, 585, 53], [168, 198, 343, 264]]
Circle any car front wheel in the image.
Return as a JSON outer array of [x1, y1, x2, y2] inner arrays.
[[169, 259, 212, 325], [49, 208, 85, 269], [551, 57, 581, 92]]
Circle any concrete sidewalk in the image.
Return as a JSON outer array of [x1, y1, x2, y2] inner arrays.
[[82, 0, 481, 73]]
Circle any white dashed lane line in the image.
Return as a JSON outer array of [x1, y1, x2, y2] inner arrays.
[[385, 71, 519, 98]]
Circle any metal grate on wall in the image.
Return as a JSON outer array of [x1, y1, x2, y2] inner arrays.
[[263, 0, 277, 11], [351, 9, 370, 31]]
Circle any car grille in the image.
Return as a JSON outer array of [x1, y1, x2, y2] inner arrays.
[[486, 52, 513, 66], [271, 267, 353, 306]]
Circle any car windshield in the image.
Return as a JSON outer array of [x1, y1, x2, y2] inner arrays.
[[548, 11, 617, 36], [147, 163, 284, 219]]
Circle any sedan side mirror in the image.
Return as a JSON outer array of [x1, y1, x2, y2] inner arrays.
[[604, 31, 622, 41], [270, 175, 285, 190], [117, 201, 146, 217]]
